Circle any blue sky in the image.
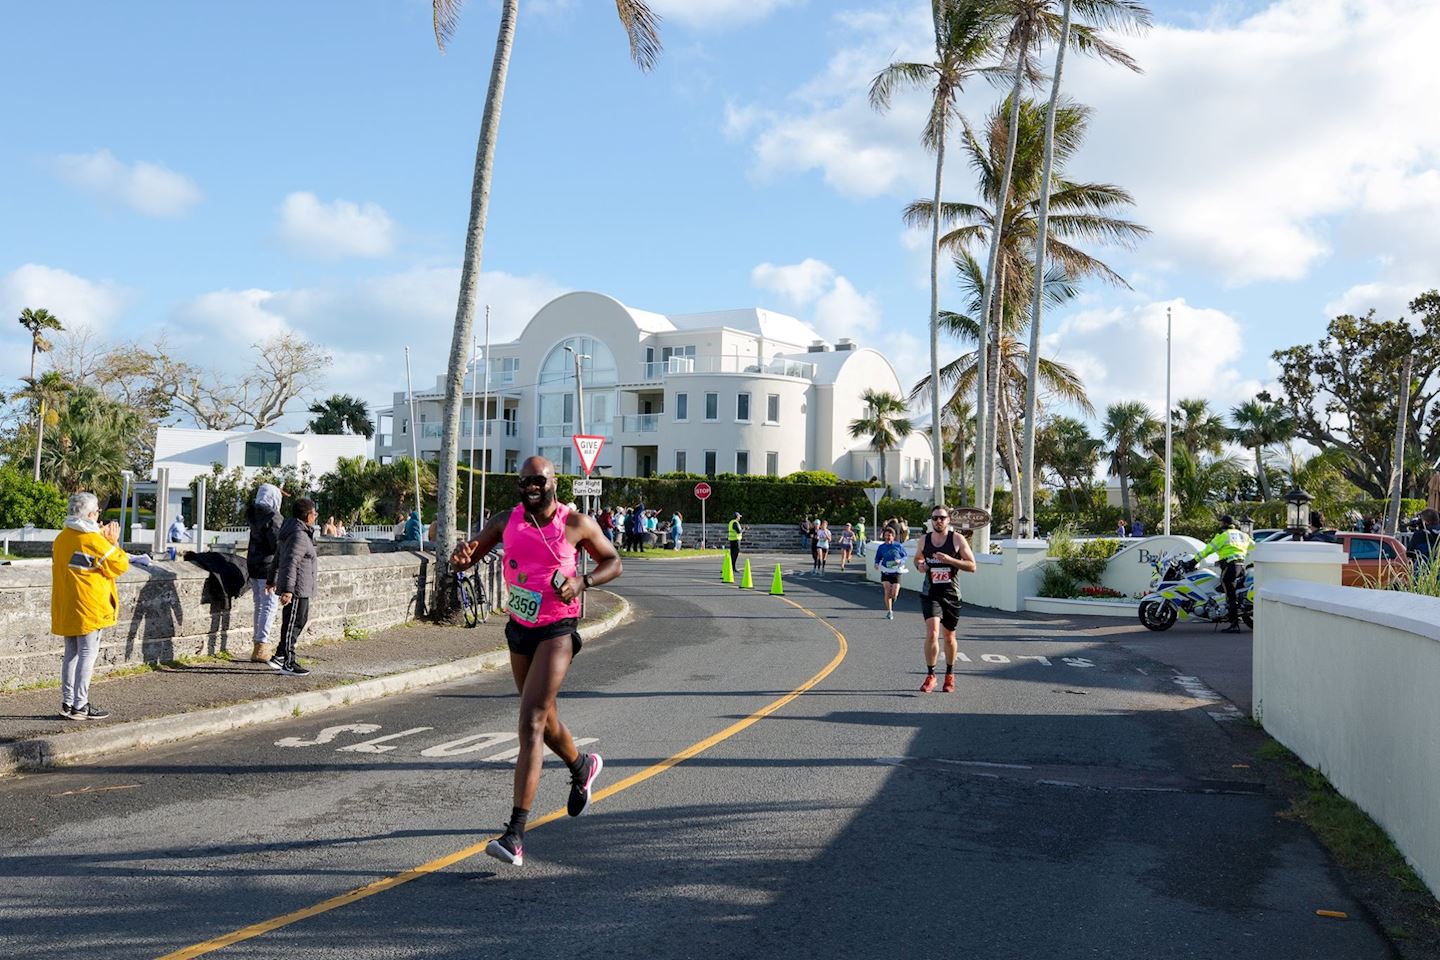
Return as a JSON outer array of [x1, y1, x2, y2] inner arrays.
[[3, 0, 1437, 431]]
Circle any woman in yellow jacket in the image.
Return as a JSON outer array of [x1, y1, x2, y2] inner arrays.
[[52, 492, 129, 720]]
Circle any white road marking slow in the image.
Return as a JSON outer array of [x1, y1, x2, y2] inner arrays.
[[419, 732, 517, 758], [336, 727, 434, 753], [275, 724, 382, 748]]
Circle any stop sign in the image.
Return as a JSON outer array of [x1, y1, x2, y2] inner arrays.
[[694, 482, 712, 501]]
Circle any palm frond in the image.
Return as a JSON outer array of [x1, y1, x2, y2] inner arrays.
[[615, 0, 663, 72], [433, 0, 463, 52], [868, 61, 934, 110]]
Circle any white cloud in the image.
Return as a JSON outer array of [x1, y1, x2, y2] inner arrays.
[[649, 0, 799, 28], [53, 149, 202, 218], [729, 0, 1440, 286], [0, 263, 136, 384], [165, 267, 568, 425], [277, 192, 397, 260], [1041, 298, 1256, 421], [752, 258, 882, 340]]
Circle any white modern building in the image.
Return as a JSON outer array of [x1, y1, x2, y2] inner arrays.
[[375, 291, 933, 488], [152, 427, 369, 522]]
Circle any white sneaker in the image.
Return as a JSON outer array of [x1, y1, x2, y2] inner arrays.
[[885, 610, 894, 620]]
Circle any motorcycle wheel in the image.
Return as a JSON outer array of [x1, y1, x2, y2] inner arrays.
[[1242, 609, 1253, 629], [1139, 601, 1177, 632]]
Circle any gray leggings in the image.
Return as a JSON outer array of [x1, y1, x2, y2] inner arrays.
[[61, 630, 102, 708]]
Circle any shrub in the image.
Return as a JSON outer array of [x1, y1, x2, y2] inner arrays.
[[1038, 564, 1079, 598], [1045, 526, 1120, 587], [0, 468, 67, 528]]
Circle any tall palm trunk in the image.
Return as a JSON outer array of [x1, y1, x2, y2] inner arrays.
[[33, 400, 45, 482], [982, 270, 1006, 516], [998, 386, 1021, 531], [976, 24, 1030, 509], [436, 0, 517, 584], [1254, 446, 1270, 500], [928, 130, 948, 508], [1021, 0, 1073, 539], [1119, 458, 1131, 524]]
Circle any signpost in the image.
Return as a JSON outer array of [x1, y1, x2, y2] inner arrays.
[[864, 487, 884, 541], [571, 434, 605, 617], [694, 481, 712, 549], [573, 435, 605, 476]]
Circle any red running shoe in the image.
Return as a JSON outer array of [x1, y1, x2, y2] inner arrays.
[[919, 674, 937, 693], [941, 672, 955, 693]]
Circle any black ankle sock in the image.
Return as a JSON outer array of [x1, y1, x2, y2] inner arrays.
[[945, 664, 954, 675], [508, 806, 529, 839], [566, 752, 586, 777], [926, 665, 936, 676]]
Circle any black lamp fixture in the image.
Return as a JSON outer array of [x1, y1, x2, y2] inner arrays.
[[1283, 485, 1313, 541], [1239, 511, 1254, 539]]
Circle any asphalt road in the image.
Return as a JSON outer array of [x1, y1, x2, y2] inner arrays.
[[0, 557, 1394, 959]]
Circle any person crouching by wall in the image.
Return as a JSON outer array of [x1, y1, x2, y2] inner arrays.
[[246, 483, 283, 663], [268, 497, 318, 677], [52, 492, 129, 720]]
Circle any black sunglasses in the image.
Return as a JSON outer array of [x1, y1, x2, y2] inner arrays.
[[931, 514, 949, 521], [518, 475, 548, 488]]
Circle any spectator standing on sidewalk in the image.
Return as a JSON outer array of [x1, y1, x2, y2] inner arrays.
[[52, 492, 128, 720], [268, 497, 319, 677], [670, 510, 683, 549], [245, 483, 283, 663], [855, 519, 866, 558], [727, 512, 744, 569], [168, 513, 189, 544]]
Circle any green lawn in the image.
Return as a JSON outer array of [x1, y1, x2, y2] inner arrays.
[[622, 547, 727, 560]]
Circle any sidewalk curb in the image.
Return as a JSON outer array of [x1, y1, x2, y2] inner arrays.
[[0, 591, 631, 777]]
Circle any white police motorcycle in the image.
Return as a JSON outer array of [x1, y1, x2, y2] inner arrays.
[[1137, 550, 1254, 631]]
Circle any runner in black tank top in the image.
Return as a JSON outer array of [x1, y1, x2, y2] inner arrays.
[[915, 506, 977, 693]]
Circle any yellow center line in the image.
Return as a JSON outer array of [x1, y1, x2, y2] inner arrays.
[[156, 591, 846, 960]]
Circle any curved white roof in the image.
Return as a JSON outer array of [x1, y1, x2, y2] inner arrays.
[[772, 345, 900, 388], [668, 307, 821, 349]]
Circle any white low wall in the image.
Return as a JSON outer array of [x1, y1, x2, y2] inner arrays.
[[1256, 580, 1440, 896]]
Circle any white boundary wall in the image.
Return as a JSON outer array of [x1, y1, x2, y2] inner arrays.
[[866, 539, 1047, 612], [1256, 579, 1440, 896]]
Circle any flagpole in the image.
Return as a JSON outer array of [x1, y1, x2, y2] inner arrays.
[[404, 346, 422, 522], [1163, 306, 1173, 537], [479, 305, 491, 529], [465, 336, 479, 537]]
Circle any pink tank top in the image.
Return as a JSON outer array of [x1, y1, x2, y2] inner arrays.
[[502, 503, 579, 627]]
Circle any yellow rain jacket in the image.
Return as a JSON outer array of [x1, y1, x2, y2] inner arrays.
[[51, 526, 130, 636]]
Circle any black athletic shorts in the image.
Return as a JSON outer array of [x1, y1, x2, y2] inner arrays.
[[880, 572, 901, 584], [505, 617, 582, 659], [920, 589, 961, 631]]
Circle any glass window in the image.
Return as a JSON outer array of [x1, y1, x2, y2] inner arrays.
[[539, 445, 574, 475], [736, 451, 749, 475], [244, 442, 281, 467], [1348, 538, 1380, 560], [736, 393, 751, 421], [766, 393, 780, 423], [489, 356, 519, 386], [1382, 540, 1399, 560], [704, 451, 717, 477], [540, 336, 617, 387], [676, 450, 687, 473], [705, 393, 718, 421], [676, 393, 688, 421], [766, 452, 778, 476]]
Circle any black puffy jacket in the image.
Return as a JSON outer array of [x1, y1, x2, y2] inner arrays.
[[246, 501, 282, 580]]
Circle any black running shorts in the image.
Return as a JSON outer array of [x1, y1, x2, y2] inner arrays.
[[880, 572, 901, 584], [505, 617, 582, 659], [920, 590, 961, 631]]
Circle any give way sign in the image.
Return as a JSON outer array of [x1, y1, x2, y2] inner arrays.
[[573, 435, 605, 476]]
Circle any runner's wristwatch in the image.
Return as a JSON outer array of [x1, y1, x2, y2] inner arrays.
[[582, 573, 594, 590]]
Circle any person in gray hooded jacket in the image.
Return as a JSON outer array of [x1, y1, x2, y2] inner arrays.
[[245, 483, 283, 662], [267, 497, 318, 677]]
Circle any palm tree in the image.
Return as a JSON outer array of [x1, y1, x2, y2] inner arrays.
[[41, 387, 138, 498], [870, 0, 1002, 508], [978, 0, 1147, 521], [1036, 414, 1101, 510], [429, 0, 661, 564], [1230, 398, 1294, 501], [906, 96, 1144, 515], [1170, 398, 1228, 457], [939, 396, 975, 504], [18, 307, 64, 381], [307, 394, 375, 438], [18, 371, 72, 483], [1169, 446, 1247, 514], [1102, 400, 1161, 524], [849, 389, 914, 489], [1022, 0, 1151, 536]]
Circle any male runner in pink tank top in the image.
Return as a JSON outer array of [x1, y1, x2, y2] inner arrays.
[[451, 455, 622, 866]]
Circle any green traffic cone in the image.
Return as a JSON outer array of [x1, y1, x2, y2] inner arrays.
[[721, 551, 734, 583], [769, 564, 784, 596], [740, 559, 753, 589]]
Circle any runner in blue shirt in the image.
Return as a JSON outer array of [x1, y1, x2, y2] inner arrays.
[[872, 525, 908, 620]]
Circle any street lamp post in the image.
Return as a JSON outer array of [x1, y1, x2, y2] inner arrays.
[[565, 346, 591, 616], [1164, 306, 1173, 537]]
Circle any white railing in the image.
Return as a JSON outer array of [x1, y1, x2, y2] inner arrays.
[[620, 414, 661, 433], [420, 419, 520, 440], [628, 355, 817, 383]]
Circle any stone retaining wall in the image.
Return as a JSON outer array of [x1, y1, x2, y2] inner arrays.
[[0, 552, 428, 688], [684, 522, 867, 553]]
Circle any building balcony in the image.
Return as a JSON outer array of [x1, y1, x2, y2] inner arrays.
[[419, 419, 520, 440], [622, 355, 816, 384], [619, 414, 661, 434]]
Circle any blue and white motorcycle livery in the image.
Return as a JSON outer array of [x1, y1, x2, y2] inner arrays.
[[1137, 550, 1254, 632]]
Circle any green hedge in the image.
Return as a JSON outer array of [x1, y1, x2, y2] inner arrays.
[[0, 468, 67, 529], [462, 469, 882, 525]]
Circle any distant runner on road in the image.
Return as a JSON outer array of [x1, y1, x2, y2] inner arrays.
[[873, 525, 907, 620], [914, 506, 977, 693], [451, 455, 622, 867]]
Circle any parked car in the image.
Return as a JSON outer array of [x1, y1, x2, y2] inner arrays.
[[1337, 532, 1409, 587], [1251, 529, 1294, 543]]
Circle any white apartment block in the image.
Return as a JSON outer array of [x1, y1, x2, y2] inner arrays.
[[374, 291, 933, 489]]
